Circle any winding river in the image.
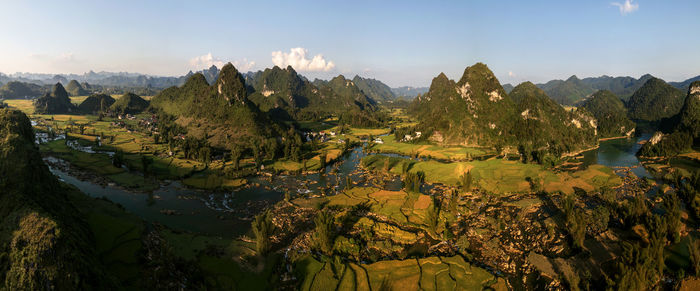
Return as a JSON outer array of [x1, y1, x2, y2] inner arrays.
[[45, 134, 654, 237]]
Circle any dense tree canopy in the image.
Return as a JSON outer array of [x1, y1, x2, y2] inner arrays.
[[580, 90, 636, 138]]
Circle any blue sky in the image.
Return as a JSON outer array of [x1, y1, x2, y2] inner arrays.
[[1, 0, 698, 87]]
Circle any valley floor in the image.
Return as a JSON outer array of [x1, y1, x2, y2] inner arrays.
[[5, 101, 699, 290]]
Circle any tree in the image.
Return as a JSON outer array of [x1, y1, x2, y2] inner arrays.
[[402, 171, 425, 193], [141, 155, 153, 179], [112, 150, 124, 168], [460, 171, 473, 192], [567, 209, 587, 249], [314, 210, 335, 254], [199, 147, 211, 165], [425, 196, 441, 233], [589, 205, 610, 235], [345, 176, 353, 190], [662, 193, 682, 243], [230, 144, 242, 170], [689, 237, 700, 277], [319, 152, 327, 171], [251, 211, 274, 255], [252, 143, 263, 169]]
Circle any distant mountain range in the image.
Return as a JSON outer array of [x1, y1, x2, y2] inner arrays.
[[3, 66, 699, 109], [503, 74, 699, 106], [390, 86, 429, 98]]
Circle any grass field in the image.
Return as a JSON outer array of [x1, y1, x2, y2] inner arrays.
[[3, 99, 34, 114], [362, 155, 621, 195], [369, 135, 490, 160]]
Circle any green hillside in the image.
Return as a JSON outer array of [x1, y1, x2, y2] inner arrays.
[[352, 75, 395, 103], [150, 63, 282, 148], [627, 77, 685, 121], [33, 83, 77, 114], [110, 92, 149, 114], [0, 109, 112, 289], [65, 79, 89, 96], [580, 90, 636, 138], [78, 93, 115, 114], [0, 81, 43, 99]]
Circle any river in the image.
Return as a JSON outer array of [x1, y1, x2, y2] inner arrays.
[[581, 133, 652, 178], [45, 134, 654, 237]]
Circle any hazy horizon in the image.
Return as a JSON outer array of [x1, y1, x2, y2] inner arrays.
[[2, 0, 699, 87]]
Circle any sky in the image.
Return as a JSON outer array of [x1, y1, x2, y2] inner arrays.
[[1, 0, 699, 87]]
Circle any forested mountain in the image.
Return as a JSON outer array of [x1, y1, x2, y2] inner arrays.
[[185, 65, 220, 85], [410, 63, 515, 146], [65, 79, 90, 96], [638, 81, 700, 156], [110, 92, 149, 114], [149, 63, 282, 148], [580, 90, 636, 138], [324, 75, 378, 109], [536, 75, 595, 106], [352, 75, 395, 103], [245, 66, 380, 124], [677, 81, 700, 138], [0, 81, 43, 99], [33, 83, 76, 114], [410, 64, 598, 156], [502, 83, 514, 93], [509, 82, 597, 155], [581, 74, 654, 101], [669, 75, 700, 92], [626, 78, 685, 121], [390, 86, 429, 98], [78, 94, 115, 114], [534, 74, 700, 106], [0, 109, 112, 289]]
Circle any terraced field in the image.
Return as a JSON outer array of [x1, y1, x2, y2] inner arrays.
[[295, 255, 501, 291]]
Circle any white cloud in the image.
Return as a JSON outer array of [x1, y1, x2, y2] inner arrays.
[[188, 53, 256, 72], [271, 47, 335, 72], [611, 0, 639, 15], [232, 59, 256, 72], [189, 53, 225, 69]]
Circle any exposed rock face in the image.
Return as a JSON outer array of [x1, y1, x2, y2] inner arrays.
[[649, 131, 664, 145], [691, 84, 700, 95]]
